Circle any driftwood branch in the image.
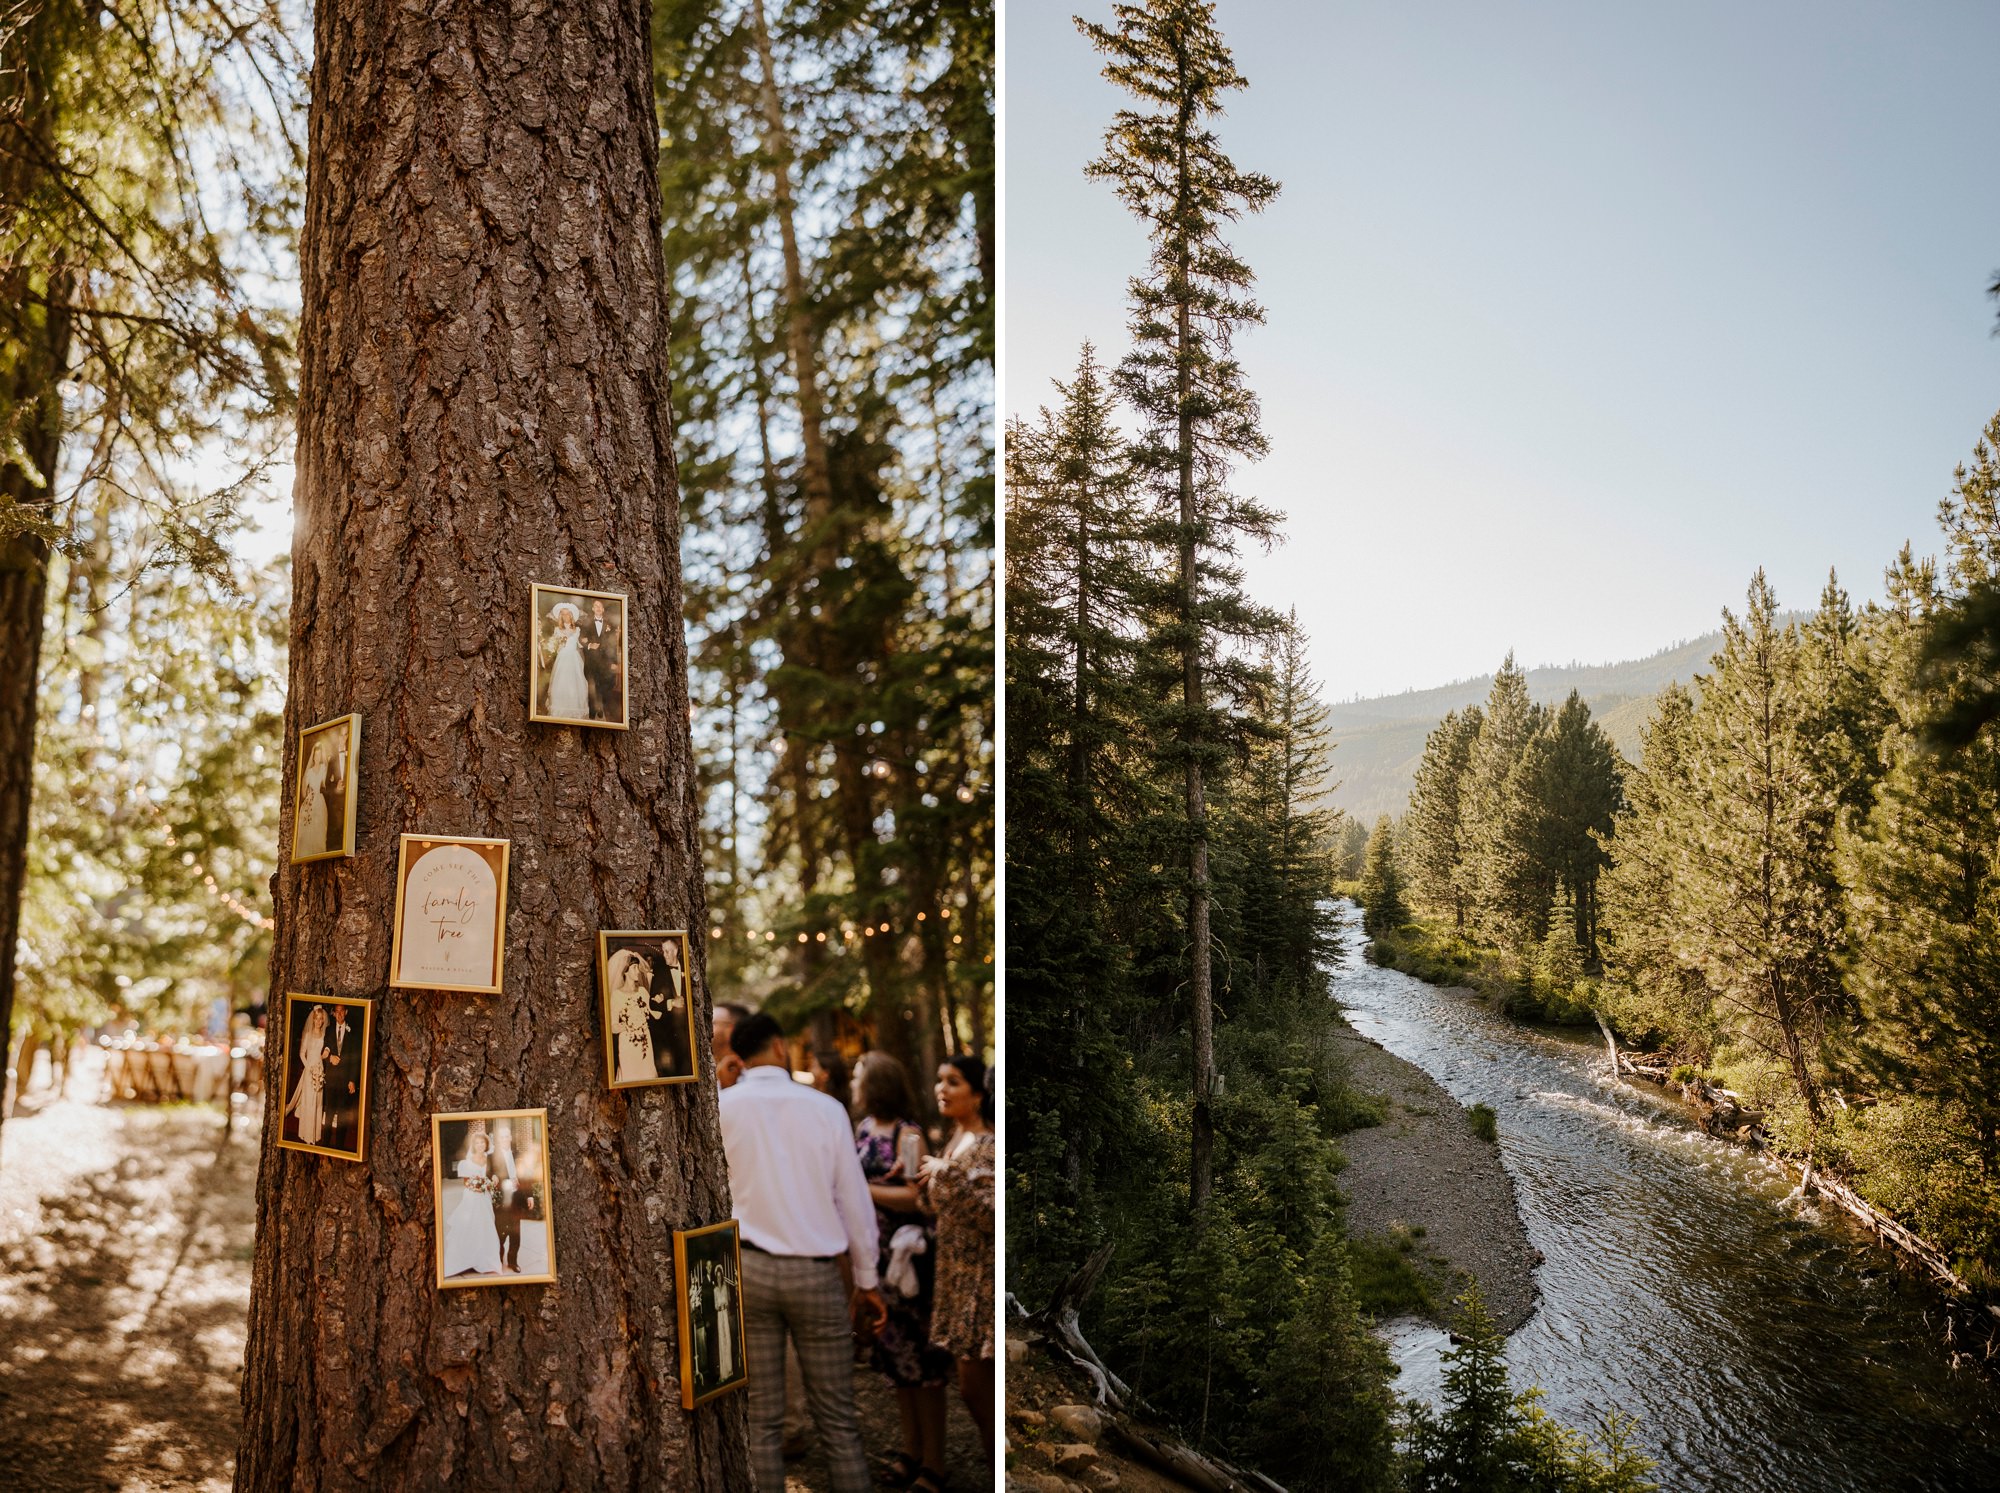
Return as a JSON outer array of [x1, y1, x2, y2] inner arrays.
[[1027, 1243, 1133, 1409]]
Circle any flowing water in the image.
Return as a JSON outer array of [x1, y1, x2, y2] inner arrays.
[[1331, 902, 2000, 1491]]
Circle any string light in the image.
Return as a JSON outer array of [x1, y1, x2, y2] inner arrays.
[[138, 791, 276, 932]]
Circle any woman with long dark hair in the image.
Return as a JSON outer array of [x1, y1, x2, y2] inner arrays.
[[853, 1053, 953, 1490], [921, 1054, 996, 1462]]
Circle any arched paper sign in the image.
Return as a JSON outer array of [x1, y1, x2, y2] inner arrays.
[[390, 835, 512, 994]]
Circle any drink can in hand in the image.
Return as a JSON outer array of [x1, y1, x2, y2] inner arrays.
[[898, 1128, 923, 1181]]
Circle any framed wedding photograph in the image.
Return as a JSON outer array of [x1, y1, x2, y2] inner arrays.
[[598, 930, 699, 1089], [529, 582, 629, 729], [389, 834, 511, 995], [674, 1220, 748, 1408], [290, 713, 360, 864], [432, 1109, 556, 1289], [276, 993, 372, 1163]]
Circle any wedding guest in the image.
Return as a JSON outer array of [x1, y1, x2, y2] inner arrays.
[[720, 1012, 887, 1493], [921, 1054, 996, 1462], [713, 1001, 751, 1090], [854, 1053, 953, 1491], [811, 1048, 852, 1111]]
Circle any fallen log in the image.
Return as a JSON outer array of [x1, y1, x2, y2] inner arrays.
[[1105, 1420, 1264, 1493], [1611, 1049, 1973, 1298], [1790, 1160, 1971, 1297]]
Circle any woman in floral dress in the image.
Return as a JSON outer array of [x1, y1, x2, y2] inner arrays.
[[922, 1054, 995, 1465], [853, 1054, 953, 1491]]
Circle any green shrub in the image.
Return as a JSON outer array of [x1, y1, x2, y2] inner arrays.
[[1467, 1103, 1499, 1144], [1348, 1231, 1435, 1319]]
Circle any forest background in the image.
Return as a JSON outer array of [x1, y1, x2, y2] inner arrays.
[[0, 0, 994, 1123]]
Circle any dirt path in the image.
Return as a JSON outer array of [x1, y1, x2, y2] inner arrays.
[[0, 1095, 257, 1493], [0, 1080, 985, 1491], [1333, 1021, 1540, 1332]]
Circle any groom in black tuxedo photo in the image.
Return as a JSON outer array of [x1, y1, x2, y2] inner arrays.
[[582, 596, 623, 722], [322, 1002, 364, 1154], [489, 1128, 537, 1274], [645, 937, 694, 1080]]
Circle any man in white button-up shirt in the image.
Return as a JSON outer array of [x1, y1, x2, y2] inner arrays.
[[720, 1011, 886, 1493]]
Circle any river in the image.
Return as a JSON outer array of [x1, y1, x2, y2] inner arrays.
[[1330, 901, 2000, 1491]]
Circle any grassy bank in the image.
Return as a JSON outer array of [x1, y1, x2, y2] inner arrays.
[[1368, 917, 1597, 1026]]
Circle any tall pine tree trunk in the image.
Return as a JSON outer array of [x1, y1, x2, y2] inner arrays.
[[1179, 279, 1215, 1212], [0, 0, 74, 1158], [233, 4, 749, 1487], [747, 0, 833, 525]]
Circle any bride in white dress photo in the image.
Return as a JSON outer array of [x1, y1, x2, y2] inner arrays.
[[608, 948, 657, 1085], [297, 735, 332, 858], [542, 600, 590, 720], [283, 1005, 328, 1146], [441, 1131, 504, 1279]]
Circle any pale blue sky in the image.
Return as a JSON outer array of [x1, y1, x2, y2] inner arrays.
[[1004, 0, 2000, 700]]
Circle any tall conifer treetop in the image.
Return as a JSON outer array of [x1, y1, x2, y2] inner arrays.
[[1078, 0, 1285, 1214]]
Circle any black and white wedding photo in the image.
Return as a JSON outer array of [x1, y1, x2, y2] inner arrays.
[[529, 583, 629, 729], [598, 931, 698, 1088], [673, 1221, 747, 1409], [276, 995, 371, 1162], [289, 714, 358, 864], [431, 1111, 555, 1289]]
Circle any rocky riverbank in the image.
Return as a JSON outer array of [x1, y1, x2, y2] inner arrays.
[[1333, 1017, 1541, 1334]]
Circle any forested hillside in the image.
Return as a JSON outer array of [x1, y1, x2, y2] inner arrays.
[[1323, 632, 1739, 820], [1386, 412, 2000, 1293]]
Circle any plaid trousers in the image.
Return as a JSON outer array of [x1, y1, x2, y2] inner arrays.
[[740, 1249, 870, 1493]]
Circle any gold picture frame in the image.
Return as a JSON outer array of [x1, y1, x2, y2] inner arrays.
[[529, 581, 631, 729], [389, 834, 512, 995], [598, 930, 700, 1089], [275, 993, 373, 1163], [674, 1219, 749, 1408], [290, 713, 360, 864], [431, 1109, 557, 1289]]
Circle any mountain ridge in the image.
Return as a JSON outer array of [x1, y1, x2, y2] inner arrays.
[[1322, 630, 1734, 822]]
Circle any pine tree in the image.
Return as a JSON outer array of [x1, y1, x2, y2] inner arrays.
[[1673, 574, 1837, 1127], [1599, 685, 1715, 1054], [1003, 346, 1154, 1288], [1463, 654, 1547, 947], [1535, 898, 1586, 1005], [1251, 1234, 1395, 1491], [1080, 0, 1283, 1211], [1359, 816, 1408, 936], [1844, 432, 2000, 1170], [1223, 616, 1343, 997], [1406, 707, 1483, 931], [1, 0, 302, 1146], [233, 6, 751, 1483], [1526, 691, 1623, 960], [1403, 1289, 1518, 1492]]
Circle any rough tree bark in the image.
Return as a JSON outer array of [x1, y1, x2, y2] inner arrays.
[[233, 3, 751, 1488]]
